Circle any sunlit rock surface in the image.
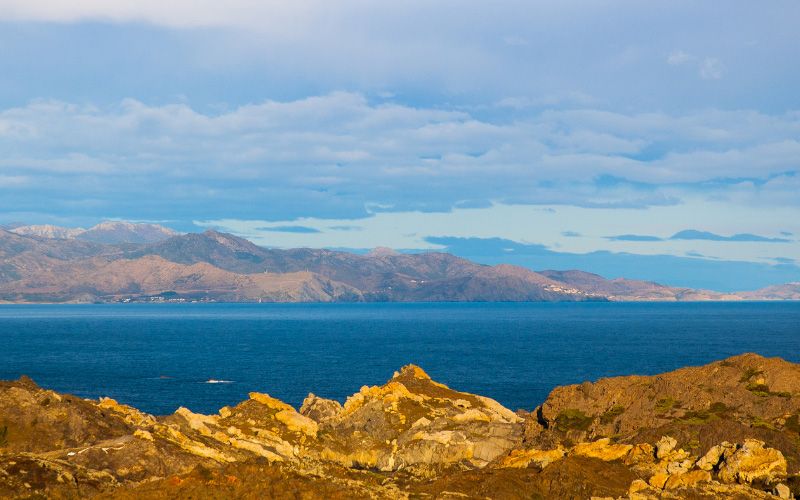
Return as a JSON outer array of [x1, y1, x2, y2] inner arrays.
[[1, 354, 800, 498]]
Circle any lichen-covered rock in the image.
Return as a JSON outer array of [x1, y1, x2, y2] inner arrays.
[[717, 439, 787, 485], [696, 441, 736, 471], [312, 364, 524, 471], [625, 443, 656, 466], [773, 483, 792, 499], [663, 469, 711, 489], [571, 438, 632, 461], [0, 377, 134, 453], [499, 447, 566, 468], [655, 436, 678, 460], [299, 393, 343, 423], [530, 353, 800, 447], [1, 355, 799, 499]]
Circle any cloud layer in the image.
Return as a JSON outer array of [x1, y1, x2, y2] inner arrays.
[[1, 1, 798, 113], [1, 94, 799, 223], [608, 230, 793, 244], [1, 1, 799, 284]]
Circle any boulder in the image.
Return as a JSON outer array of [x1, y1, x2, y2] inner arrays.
[[773, 483, 792, 499], [571, 438, 632, 461], [299, 393, 343, 423], [500, 447, 566, 468], [717, 439, 787, 485], [663, 469, 712, 489], [655, 436, 678, 460], [696, 442, 735, 471]]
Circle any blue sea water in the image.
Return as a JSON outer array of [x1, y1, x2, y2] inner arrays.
[[0, 302, 798, 415]]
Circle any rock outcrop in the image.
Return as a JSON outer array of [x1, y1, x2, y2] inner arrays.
[[1, 354, 800, 498], [311, 365, 524, 471]]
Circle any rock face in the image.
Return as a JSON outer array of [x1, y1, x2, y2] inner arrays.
[[310, 365, 524, 471], [717, 439, 787, 485], [531, 353, 800, 448], [1, 354, 800, 499]]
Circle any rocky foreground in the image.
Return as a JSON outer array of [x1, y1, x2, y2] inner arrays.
[[2, 354, 800, 499]]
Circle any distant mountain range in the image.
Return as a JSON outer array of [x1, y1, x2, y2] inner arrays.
[[8, 221, 178, 244], [0, 222, 795, 303]]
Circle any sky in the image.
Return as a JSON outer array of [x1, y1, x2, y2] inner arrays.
[[1, 1, 799, 290]]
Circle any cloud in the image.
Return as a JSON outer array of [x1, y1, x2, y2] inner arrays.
[[257, 225, 321, 234], [667, 50, 692, 66], [503, 35, 529, 47], [666, 50, 725, 80], [0, 175, 29, 187], [329, 225, 362, 231], [494, 92, 597, 110], [1, 1, 798, 117], [561, 231, 582, 237], [0, 0, 312, 30], [700, 58, 725, 80], [1, 94, 800, 222], [606, 234, 663, 242], [670, 229, 791, 243]]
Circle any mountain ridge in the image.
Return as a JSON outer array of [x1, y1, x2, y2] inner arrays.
[[0, 225, 792, 303], [10, 221, 178, 244]]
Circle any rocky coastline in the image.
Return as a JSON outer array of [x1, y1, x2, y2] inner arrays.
[[1, 354, 799, 498]]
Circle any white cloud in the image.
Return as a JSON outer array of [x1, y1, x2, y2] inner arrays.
[[1, 2, 796, 115], [667, 50, 693, 65], [666, 51, 726, 80], [0, 0, 311, 30], [700, 57, 725, 80], [0, 175, 28, 187], [0, 93, 799, 221]]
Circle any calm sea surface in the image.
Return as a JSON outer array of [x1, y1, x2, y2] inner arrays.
[[0, 302, 798, 415]]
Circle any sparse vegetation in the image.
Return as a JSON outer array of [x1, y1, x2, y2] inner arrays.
[[751, 417, 776, 430], [600, 405, 625, 424], [194, 464, 214, 481], [746, 382, 772, 397], [746, 382, 791, 398], [785, 414, 800, 434], [555, 409, 594, 432], [655, 397, 680, 413], [709, 402, 729, 414], [679, 409, 717, 424], [739, 367, 763, 383]]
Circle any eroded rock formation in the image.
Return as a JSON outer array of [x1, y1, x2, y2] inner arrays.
[[1, 354, 799, 498]]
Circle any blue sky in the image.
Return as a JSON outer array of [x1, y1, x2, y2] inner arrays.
[[1, 1, 799, 290]]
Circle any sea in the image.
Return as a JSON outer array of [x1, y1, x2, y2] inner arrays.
[[0, 302, 798, 415]]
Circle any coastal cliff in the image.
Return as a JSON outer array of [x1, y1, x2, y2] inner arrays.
[[1, 355, 799, 498]]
